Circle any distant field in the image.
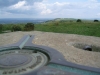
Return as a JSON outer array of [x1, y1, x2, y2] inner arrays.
[[1, 19, 100, 37]]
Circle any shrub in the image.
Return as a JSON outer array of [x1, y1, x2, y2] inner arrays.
[[0, 24, 3, 32], [94, 19, 99, 22], [24, 23, 34, 31], [76, 19, 82, 22], [54, 22, 59, 26], [11, 25, 21, 32], [70, 20, 73, 22]]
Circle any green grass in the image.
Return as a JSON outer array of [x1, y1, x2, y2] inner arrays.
[[1, 21, 100, 37], [35, 22, 100, 37]]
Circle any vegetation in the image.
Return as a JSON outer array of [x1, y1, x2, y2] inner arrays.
[[11, 25, 22, 32], [24, 23, 34, 31], [0, 19, 100, 37], [94, 19, 99, 22], [35, 21, 100, 37], [0, 24, 3, 33], [76, 19, 82, 22]]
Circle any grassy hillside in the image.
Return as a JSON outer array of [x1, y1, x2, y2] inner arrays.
[[35, 22, 100, 37], [0, 19, 100, 37]]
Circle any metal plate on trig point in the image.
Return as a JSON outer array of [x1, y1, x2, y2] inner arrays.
[[0, 49, 48, 75]]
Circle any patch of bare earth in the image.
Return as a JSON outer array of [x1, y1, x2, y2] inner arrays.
[[0, 31, 100, 68]]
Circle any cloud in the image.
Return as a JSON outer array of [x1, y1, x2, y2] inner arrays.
[[0, 0, 21, 7], [46, 1, 100, 18], [0, 0, 43, 7], [33, 2, 52, 15], [88, 0, 98, 3], [33, 2, 47, 10], [84, 1, 100, 9], [0, 0, 100, 18], [0, 0, 44, 15], [97, 13, 100, 16], [41, 9, 52, 15], [10, 1, 26, 9]]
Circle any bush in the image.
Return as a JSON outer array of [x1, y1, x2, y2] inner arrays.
[[11, 25, 21, 32], [54, 22, 59, 26], [24, 23, 34, 31], [76, 19, 82, 22], [0, 24, 3, 32], [94, 20, 99, 22]]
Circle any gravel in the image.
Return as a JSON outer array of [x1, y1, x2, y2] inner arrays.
[[0, 31, 100, 68]]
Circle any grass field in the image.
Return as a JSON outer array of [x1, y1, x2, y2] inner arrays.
[[35, 21, 100, 37], [0, 19, 100, 37]]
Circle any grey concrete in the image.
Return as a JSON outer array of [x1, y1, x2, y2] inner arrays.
[[0, 35, 100, 75]]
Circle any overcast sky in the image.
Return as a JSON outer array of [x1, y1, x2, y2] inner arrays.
[[0, 0, 100, 19]]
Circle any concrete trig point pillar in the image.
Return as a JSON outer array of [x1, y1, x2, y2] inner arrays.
[[0, 35, 100, 75]]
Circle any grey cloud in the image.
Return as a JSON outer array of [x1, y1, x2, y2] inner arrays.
[[26, 0, 43, 5], [0, 0, 43, 7], [0, 0, 21, 7], [0, 0, 43, 15], [7, 9, 38, 15]]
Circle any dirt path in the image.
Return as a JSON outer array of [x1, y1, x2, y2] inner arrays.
[[0, 31, 100, 68]]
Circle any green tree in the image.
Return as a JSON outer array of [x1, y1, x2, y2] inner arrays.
[[0, 24, 3, 32], [94, 19, 99, 22], [76, 19, 82, 22], [11, 25, 21, 32], [24, 23, 34, 31]]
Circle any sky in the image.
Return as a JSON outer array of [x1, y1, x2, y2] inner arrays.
[[0, 0, 100, 19]]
